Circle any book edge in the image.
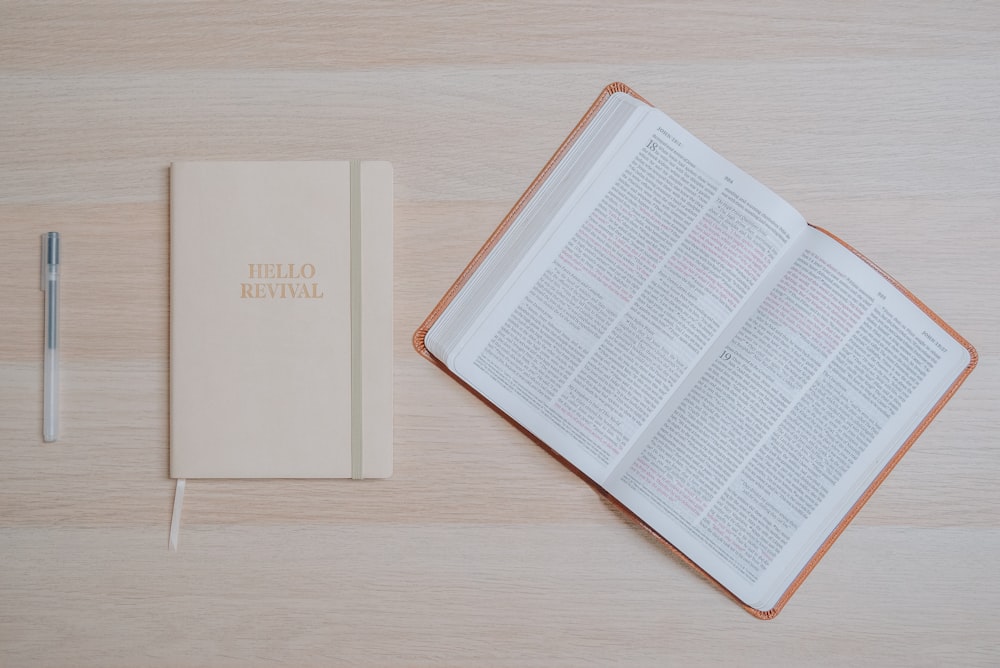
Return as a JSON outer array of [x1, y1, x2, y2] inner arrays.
[[412, 82, 647, 360]]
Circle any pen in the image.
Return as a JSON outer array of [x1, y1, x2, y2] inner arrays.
[[41, 232, 60, 442]]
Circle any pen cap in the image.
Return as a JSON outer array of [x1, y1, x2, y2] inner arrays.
[[41, 232, 59, 290]]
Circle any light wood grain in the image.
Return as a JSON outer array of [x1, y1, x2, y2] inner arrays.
[[1, 2, 998, 665]]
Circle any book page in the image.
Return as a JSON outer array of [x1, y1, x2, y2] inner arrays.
[[605, 228, 971, 609], [447, 107, 807, 481]]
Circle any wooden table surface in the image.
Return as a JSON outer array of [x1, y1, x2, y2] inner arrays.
[[2, 2, 998, 665]]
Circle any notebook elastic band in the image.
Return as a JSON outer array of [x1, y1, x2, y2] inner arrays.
[[350, 160, 364, 479]]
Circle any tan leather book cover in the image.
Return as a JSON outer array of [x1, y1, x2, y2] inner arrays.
[[413, 83, 977, 618], [171, 161, 392, 479]]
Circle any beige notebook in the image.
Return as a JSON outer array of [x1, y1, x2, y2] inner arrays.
[[170, 161, 393, 479]]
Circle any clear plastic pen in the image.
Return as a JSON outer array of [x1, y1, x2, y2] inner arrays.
[[42, 232, 60, 442]]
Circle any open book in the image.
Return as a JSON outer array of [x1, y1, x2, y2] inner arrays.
[[414, 83, 976, 617]]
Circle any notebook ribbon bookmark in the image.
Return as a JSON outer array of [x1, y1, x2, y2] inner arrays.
[[168, 478, 186, 551]]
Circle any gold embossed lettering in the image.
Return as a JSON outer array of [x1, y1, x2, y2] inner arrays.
[[242, 262, 324, 299]]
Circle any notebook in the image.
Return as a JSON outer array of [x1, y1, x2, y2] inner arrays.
[[170, 160, 393, 482]]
